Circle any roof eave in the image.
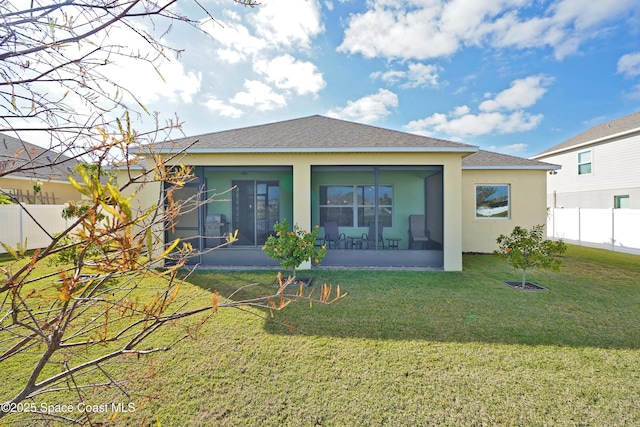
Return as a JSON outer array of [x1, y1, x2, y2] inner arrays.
[[2, 173, 73, 184], [141, 146, 479, 155], [532, 126, 640, 159], [462, 164, 561, 171]]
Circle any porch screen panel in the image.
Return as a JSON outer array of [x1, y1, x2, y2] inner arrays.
[[313, 165, 443, 265], [232, 180, 281, 246], [232, 181, 255, 245], [164, 169, 202, 264], [319, 185, 354, 226], [357, 185, 393, 228]]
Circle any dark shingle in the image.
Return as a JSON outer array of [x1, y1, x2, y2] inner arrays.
[[152, 115, 478, 153], [147, 115, 556, 170], [0, 134, 79, 181], [463, 150, 559, 170]]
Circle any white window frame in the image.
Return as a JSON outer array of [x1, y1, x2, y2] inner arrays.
[[475, 184, 510, 219], [577, 149, 592, 175], [319, 184, 393, 227], [614, 195, 630, 209]]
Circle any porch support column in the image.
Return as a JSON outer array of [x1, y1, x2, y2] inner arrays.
[[293, 161, 312, 271], [443, 162, 463, 271]]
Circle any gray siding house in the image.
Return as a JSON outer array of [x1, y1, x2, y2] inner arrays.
[[532, 111, 640, 209]]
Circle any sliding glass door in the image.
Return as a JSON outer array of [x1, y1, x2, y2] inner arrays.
[[232, 180, 280, 246]]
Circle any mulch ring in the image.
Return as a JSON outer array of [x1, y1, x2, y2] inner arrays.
[[503, 281, 548, 292]]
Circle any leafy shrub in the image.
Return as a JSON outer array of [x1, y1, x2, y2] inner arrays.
[[262, 219, 326, 276], [495, 224, 567, 286], [47, 234, 104, 266]]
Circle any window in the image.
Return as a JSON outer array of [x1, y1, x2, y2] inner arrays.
[[578, 150, 592, 175], [475, 185, 510, 218], [320, 185, 393, 227], [614, 195, 630, 209], [319, 185, 354, 226]]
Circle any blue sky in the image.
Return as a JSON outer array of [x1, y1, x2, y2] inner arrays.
[[125, 0, 640, 158]]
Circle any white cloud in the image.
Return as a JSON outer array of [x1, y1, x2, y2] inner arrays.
[[249, 0, 324, 50], [201, 19, 267, 64], [215, 49, 246, 65], [204, 97, 244, 118], [120, 54, 202, 105], [487, 1, 639, 59], [253, 54, 326, 96], [26, 18, 203, 115], [200, 0, 324, 62], [371, 63, 441, 88], [453, 105, 470, 116], [404, 63, 442, 88], [479, 75, 552, 112], [338, 0, 640, 61], [371, 70, 406, 85], [550, 0, 637, 31], [326, 89, 398, 124], [202, 0, 324, 57], [337, 5, 460, 60], [404, 75, 548, 139], [197, 0, 325, 117], [230, 80, 287, 111], [405, 110, 543, 139], [617, 52, 640, 77], [502, 143, 528, 154], [625, 84, 640, 100]]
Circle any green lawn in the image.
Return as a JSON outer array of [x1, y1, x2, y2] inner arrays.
[[3, 245, 640, 426]]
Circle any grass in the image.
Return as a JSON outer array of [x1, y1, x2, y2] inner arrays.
[[2, 245, 640, 425]]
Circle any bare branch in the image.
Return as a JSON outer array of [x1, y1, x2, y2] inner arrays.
[[0, 1, 345, 424]]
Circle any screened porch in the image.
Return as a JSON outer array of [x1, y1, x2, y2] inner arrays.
[[165, 165, 444, 269]]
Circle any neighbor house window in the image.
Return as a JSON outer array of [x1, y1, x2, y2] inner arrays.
[[578, 150, 592, 175], [320, 185, 393, 227], [614, 195, 630, 209], [475, 185, 510, 218]]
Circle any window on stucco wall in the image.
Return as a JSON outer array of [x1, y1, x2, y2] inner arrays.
[[475, 184, 510, 219]]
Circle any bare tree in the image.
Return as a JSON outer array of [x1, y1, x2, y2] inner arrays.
[[0, 142, 343, 424], [0, 0, 258, 155], [0, 0, 344, 424]]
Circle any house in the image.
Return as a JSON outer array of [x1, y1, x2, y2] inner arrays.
[[531, 111, 640, 209], [0, 133, 84, 204], [127, 115, 558, 271]]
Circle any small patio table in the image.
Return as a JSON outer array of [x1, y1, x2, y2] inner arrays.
[[385, 238, 401, 249], [346, 236, 362, 249]]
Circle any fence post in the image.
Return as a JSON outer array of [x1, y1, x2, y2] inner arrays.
[[611, 208, 615, 252], [19, 205, 24, 246], [578, 207, 581, 246]]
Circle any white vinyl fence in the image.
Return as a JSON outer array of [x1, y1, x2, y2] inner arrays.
[[0, 204, 70, 254], [548, 208, 640, 255]]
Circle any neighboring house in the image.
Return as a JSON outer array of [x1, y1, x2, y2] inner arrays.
[[531, 111, 640, 209], [126, 115, 558, 271], [0, 133, 85, 204]]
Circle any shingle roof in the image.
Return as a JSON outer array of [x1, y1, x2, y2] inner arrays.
[[0, 133, 79, 182], [463, 150, 559, 170], [147, 115, 554, 170], [151, 115, 478, 153], [532, 111, 640, 158]]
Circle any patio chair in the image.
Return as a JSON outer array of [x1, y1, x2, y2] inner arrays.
[[409, 214, 430, 249], [360, 223, 385, 249], [323, 221, 346, 249]]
